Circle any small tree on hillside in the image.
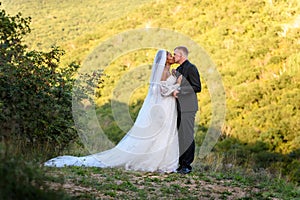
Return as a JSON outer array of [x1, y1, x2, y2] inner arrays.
[[0, 5, 79, 153]]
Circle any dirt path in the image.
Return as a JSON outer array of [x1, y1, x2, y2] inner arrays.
[[46, 168, 285, 199]]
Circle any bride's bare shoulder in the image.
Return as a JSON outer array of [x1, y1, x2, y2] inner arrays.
[[160, 70, 171, 81]]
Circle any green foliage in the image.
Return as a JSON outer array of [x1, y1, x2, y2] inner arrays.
[[215, 137, 300, 183], [0, 151, 72, 200], [96, 99, 144, 144], [0, 6, 79, 151]]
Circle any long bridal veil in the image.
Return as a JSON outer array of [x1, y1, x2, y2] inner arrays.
[[44, 50, 179, 172]]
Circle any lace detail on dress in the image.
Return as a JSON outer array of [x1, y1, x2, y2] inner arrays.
[[160, 75, 180, 97]]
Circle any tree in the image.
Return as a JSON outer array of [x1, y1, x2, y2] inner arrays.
[[0, 4, 79, 152]]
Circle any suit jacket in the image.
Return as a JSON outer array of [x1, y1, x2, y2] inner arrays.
[[175, 60, 201, 112]]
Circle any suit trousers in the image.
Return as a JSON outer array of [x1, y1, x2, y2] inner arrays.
[[177, 111, 196, 170]]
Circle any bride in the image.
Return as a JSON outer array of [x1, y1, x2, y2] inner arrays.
[[44, 50, 182, 173]]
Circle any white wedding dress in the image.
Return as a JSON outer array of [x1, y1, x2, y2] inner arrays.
[[44, 50, 180, 173]]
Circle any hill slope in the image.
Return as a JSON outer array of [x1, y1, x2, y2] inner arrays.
[[2, 0, 300, 167]]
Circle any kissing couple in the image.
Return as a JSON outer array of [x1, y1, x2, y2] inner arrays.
[[45, 46, 201, 174]]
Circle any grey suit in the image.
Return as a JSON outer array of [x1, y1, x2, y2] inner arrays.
[[175, 60, 201, 171]]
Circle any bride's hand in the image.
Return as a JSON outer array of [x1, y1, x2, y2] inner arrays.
[[172, 69, 176, 76], [177, 75, 182, 84]]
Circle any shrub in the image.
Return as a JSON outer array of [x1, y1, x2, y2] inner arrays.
[[0, 6, 79, 152], [0, 152, 72, 200]]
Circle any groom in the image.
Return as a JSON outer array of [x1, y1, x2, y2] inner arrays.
[[172, 46, 201, 174]]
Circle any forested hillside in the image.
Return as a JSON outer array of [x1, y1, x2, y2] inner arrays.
[[1, 0, 300, 189]]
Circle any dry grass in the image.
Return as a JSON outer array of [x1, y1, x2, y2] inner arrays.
[[45, 166, 298, 199]]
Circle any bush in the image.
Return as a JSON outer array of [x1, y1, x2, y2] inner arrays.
[[0, 6, 79, 152], [215, 137, 300, 184], [0, 152, 72, 200]]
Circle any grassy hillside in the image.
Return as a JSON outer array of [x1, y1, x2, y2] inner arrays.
[[2, 0, 300, 183], [2, 0, 152, 51]]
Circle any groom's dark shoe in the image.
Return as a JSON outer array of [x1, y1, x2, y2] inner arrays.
[[176, 166, 182, 172], [177, 167, 191, 174]]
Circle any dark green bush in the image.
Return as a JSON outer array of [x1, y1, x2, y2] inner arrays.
[[0, 6, 79, 152], [215, 137, 300, 184], [0, 152, 72, 200]]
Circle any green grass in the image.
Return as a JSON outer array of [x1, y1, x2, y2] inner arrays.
[[44, 166, 300, 199], [2, 0, 153, 52], [5, 145, 297, 199]]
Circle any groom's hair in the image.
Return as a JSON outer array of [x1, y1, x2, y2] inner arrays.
[[174, 46, 189, 58]]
